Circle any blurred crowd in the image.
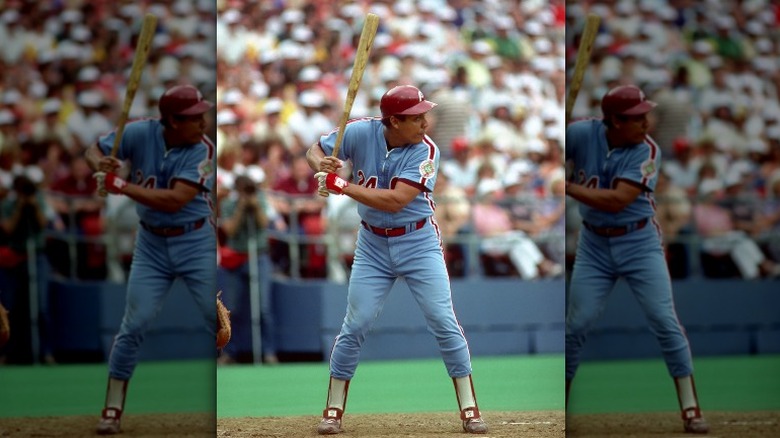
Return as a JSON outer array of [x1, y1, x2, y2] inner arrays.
[[0, 0, 216, 364], [567, 0, 780, 279], [215, 0, 567, 285]]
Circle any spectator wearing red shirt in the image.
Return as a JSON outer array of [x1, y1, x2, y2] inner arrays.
[[270, 154, 326, 277]]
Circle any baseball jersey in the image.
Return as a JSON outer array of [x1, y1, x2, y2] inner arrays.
[[566, 119, 660, 227], [98, 119, 216, 227], [318, 118, 438, 228]]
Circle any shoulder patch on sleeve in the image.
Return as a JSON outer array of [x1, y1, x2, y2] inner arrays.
[[198, 158, 214, 179], [419, 159, 436, 179], [641, 158, 657, 179]]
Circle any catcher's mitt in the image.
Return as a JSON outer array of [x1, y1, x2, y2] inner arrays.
[[0, 303, 9, 349], [216, 291, 231, 350]]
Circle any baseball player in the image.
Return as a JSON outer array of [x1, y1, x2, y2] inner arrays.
[[84, 85, 217, 435], [565, 85, 709, 434], [306, 85, 488, 435]]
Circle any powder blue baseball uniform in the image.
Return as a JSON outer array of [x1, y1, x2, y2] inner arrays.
[[318, 117, 472, 379], [97, 119, 217, 380], [565, 119, 694, 380]]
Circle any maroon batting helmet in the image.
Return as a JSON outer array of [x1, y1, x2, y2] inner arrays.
[[158, 85, 214, 118], [380, 85, 437, 118], [601, 85, 656, 117]]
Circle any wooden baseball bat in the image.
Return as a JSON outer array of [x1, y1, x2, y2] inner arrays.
[[565, 13, 600, 126], [331, 13, 379, 158], [110, 13, 157, 158]]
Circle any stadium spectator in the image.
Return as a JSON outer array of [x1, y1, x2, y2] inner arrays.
[[433, 170, 472, 277], [269, 154, 326, 277], [216, 0, 566, 281], [440, 137, 480, 196], [472, 178, 561, 279], [48, 155, 105, 279], [217, 175, 278, 364], [0, 175, 55, 364], [693, 178, 780, 279], [759, 170, 780, 262]]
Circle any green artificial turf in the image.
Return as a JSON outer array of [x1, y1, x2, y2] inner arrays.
[[568, 355, 780, 414], [0, 360, 215, 417], [216, 355, 564, 417], [2, 354, 778, 419]]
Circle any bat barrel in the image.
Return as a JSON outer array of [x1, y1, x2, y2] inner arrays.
[[331, 13, 379, 158]]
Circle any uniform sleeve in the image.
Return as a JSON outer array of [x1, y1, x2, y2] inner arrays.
[[96, 120, 145, 161], [318, 123, 352, 161], [173, 139, 216, 191], [97, 131, 117, 158], [618, 140, 661, 192], [565, 121, 589, 165], [396, 140, 438, 192], [565, 124, 574, 162]]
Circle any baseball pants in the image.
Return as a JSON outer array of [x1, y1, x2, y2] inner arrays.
[[108, 224, 216, 380], [566, 223, 694, 380], [329, 219, 472, 380]]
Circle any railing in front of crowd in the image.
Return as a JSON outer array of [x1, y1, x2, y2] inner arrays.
[[24, 191, 779, 282], [262, 189, 565, 281], [34, 191, 566, 282]]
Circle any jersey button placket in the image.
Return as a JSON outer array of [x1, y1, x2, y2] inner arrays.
[[380, 148, 394, 226]]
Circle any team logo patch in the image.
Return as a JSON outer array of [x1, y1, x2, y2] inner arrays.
[[641, 159, 656, 178], [419, 159, 435, 179], [198, 158, 214, 178]]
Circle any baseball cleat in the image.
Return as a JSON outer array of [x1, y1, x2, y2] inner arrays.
[[682, 407, 709, 434], [461, 407, 488, 434], [96, 407, 122, 435], [684, 417, 710, 434], [317, 407, 343, 435]]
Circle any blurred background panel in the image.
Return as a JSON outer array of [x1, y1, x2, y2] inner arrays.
[[565, 0, 780, 431], [215, 0, 567, 435], [214, 0, 567, 366], [0, 0, 217, 433]]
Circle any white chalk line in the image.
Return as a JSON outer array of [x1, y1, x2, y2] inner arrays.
[[500, 421, 556, 425], [720, 420, 776, 426]]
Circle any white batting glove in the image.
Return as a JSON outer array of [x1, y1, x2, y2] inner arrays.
[[94, 171, 108, 198], [314, 171, 348, 195], [314, 172, 329, 197]]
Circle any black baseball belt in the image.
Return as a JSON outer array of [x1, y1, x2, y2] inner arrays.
[[361, 218, 427, 237], [582, 218, 649, 238], [140, 218, 206, 237]]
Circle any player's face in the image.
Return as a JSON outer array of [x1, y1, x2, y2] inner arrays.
[[394, 113, 429, 144], [173, 113, 208, 144], [614, 113, 650, 145]]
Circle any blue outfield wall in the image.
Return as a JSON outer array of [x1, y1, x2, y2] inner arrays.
[[575, 279, 780, 361], [273, 278, 566, 360], [47, 278, 779, 361], [49, 278, 214, 361]]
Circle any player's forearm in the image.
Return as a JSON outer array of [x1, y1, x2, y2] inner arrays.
[[121, 184, 192, 213], [343, 185, 409, 213], [84, 144, 104, 172], [306, 143, 326, 172], [566, 182, 631, 214]]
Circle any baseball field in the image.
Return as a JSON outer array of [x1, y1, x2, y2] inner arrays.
[[1, 354, 778, 437]]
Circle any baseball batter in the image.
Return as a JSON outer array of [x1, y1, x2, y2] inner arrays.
[[306, 85, 488, 435], [85, 85, 216, 435], [565, 85, 709, 434]]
